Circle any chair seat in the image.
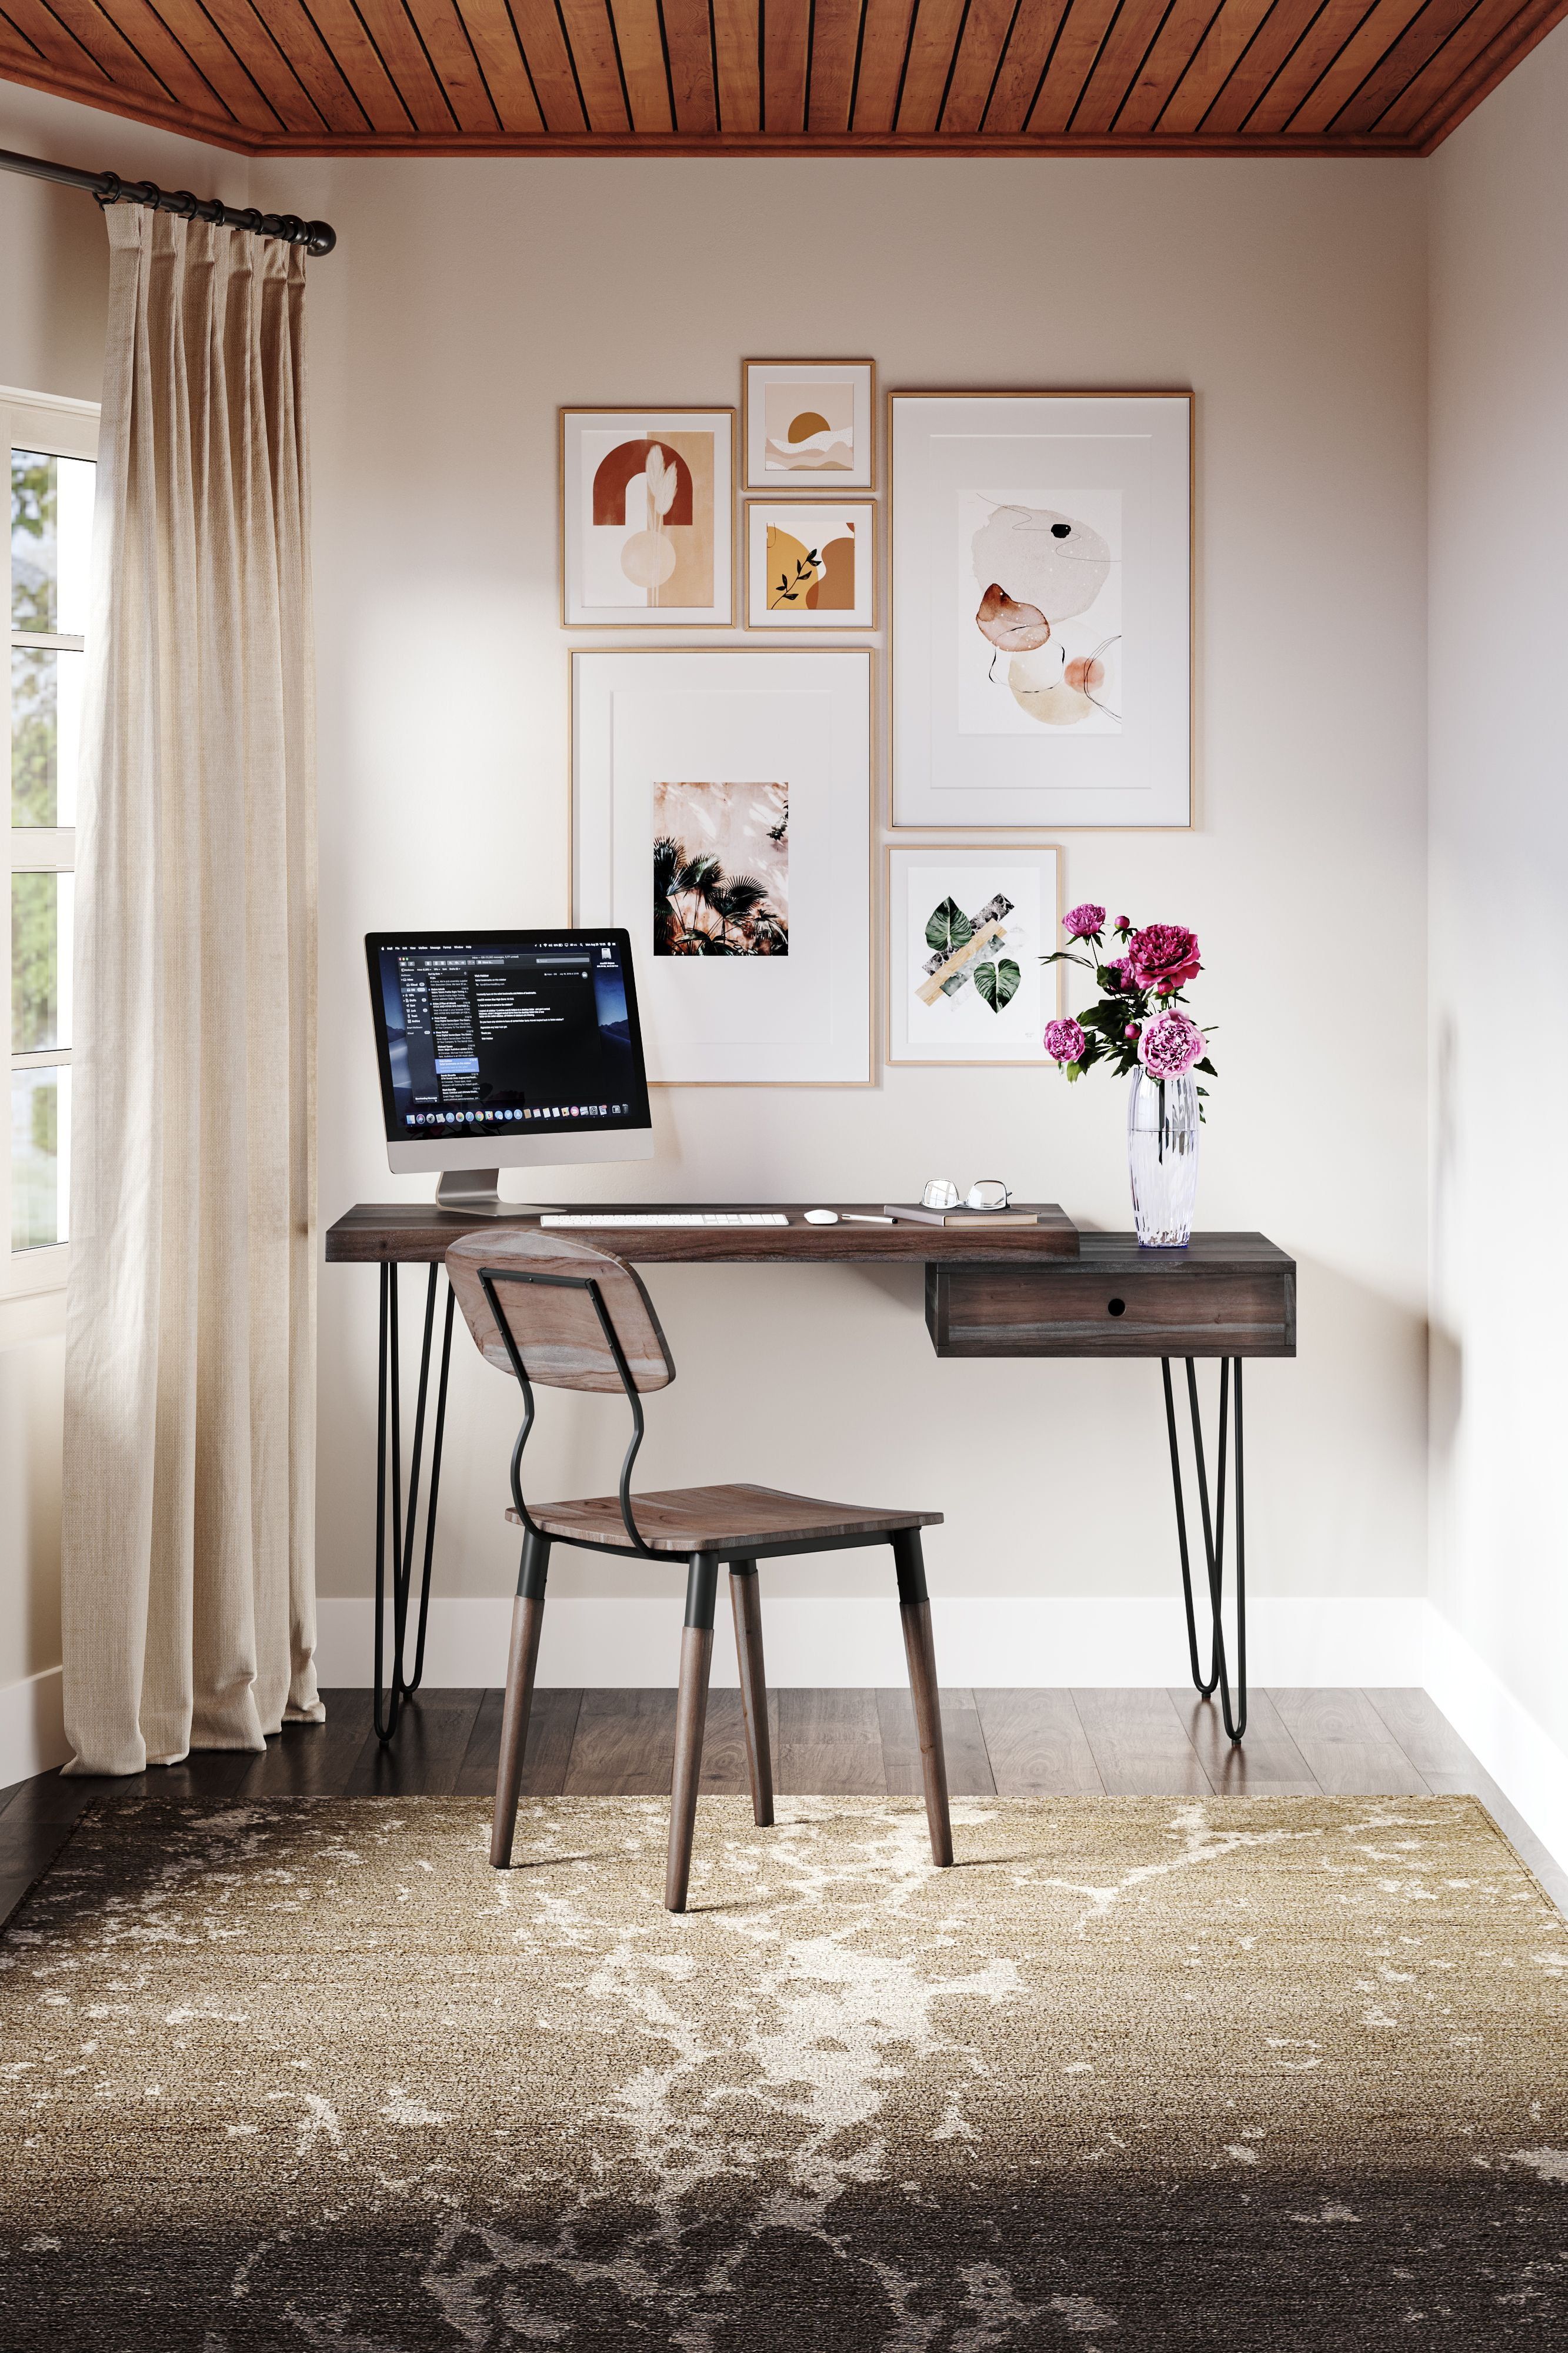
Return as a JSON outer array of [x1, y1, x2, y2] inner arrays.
[[506, 1482, 943, 1555]]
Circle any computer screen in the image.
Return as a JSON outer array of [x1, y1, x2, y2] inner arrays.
[[367, 930, 651, 1152]]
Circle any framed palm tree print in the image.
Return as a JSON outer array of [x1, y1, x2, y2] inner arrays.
[[572, 649, 872, 1085]]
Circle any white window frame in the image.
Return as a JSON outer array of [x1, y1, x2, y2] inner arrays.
[[4, 385, 99, 1300]]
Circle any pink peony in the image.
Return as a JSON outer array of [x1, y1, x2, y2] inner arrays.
[[1062, 903, 1105, 939], [1125, 922, 1201, 994], [1137, 1009, 1205, 1080], [1044, 1017, 1087, 1065]]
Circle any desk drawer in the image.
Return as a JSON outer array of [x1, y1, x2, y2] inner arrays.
[[926, 1258, 1295, 1358]]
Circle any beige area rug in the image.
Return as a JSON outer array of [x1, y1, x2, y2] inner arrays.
[[3, 1795, 1567, 2349]]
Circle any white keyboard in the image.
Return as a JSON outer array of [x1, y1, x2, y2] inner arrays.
[[539, 1212, 790, 1229]]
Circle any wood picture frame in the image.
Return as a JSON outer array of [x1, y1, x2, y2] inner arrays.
[[572, 648, 873, 1086], [886, 841, 1065, 1065], [889, 389, 1192, 831], [742, 360, 876, 491], [560, 406, 735, 627]]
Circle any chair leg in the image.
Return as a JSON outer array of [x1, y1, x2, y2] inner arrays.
[[729, 1560, 774, 1828], [666, 1554, 718, 1912], [491, 1531, 549, 1869], [892, 1529, 953, 1868]]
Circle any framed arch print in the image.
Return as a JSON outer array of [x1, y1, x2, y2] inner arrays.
[[743, 361, 875, 491], [890, 391, 1192, 829], [561, 407, 734, 626]]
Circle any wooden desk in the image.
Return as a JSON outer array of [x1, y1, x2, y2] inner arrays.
[[325, 1205, 1295, 1747]]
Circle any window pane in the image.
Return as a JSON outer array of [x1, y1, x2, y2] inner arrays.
[[11, 869, 72, 1052], [11, 449, 93, 637], [11, 642, 83, 826], [11, 1063, 68, 1250]]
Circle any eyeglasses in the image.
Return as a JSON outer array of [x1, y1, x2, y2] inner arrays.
[[922, 1178, 1013, 1211]]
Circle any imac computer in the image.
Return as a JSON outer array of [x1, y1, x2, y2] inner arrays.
[[366, 929, 653, 1215]]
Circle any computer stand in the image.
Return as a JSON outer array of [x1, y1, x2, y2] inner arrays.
[[435, 1168, 536, 1218]]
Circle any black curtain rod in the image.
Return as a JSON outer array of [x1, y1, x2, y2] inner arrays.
[[0, 144, 335, 255]]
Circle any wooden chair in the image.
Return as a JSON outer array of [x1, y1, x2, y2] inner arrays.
[[445, 1229, 952, 1911]]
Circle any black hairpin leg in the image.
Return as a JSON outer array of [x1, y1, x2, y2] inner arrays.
[[1162, 1355, 1247, 1742], [373, 1263, 456, 1741]]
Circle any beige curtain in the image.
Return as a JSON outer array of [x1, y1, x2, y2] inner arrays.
[[60, 209, 320, 1776]]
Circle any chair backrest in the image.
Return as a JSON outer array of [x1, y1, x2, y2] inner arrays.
[[445, 1229, 675, 1395]]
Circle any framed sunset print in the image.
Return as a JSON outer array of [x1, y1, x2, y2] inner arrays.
[[743, 361, 875, 491], [890, 391, 1191, 829], [560, 407, 734, 626], [886, 843, 1063, 1065], [572, 649, 872, 1085], [745, 500, 876, 628]]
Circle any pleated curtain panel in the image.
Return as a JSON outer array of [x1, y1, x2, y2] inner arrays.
[[61, 209, 321, 1776]]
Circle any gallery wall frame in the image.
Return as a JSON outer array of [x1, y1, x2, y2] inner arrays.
[[560, 406, 735, 628], [745, 499, 878, 629], [742, 361, 876, 492], [885, 841, 1065, 1066], [571, 646, 873, 1086], [888, 389, 1193, 832]]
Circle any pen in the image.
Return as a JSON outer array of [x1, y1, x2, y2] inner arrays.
[[844, 1212, 896, 1224]]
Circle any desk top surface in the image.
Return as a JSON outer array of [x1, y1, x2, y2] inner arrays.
[[325, 1203, 1292, 1274]]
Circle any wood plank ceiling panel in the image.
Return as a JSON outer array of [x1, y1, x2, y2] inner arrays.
[[663, 0, 720, 132], [1285, 0, 1433, 128], [305, 0, 422, 132], [808, 0, 865, 130], [712, 0, 762, 131], [982, 0, 1071, 130], [1029, 0, 1124, 131], [404, 0, 503, 131], [1148, 0, 1276, 132], [764, 0, 812, 130], [940, 0, 1025, 133], [453, 0, 548, 131], [897, 0, 969, 132], [0, 0, 1557, 151], [194, 0, 324, 133], [1073, 0, 1186, 132], [520, 0, 596, 131], [613, 0, 675, 129], [850, 0, 916, 125]]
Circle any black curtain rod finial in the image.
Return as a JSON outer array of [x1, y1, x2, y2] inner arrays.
[[0, 145, 335, 256]]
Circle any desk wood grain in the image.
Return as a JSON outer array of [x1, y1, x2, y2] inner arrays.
[[325, 1202, 1079, 1267], [926, 1233, 1296, 1358]]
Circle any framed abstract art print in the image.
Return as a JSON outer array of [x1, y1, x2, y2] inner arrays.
[[560, 407, 734, 626], [890, 391, 1191, 829], [742, 361, 875, 491], [745, 500, 876, 628], [886, 842, 1062, 1066], [572, 649, 872, 1085]]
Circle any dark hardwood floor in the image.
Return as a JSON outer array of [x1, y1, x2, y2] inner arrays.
[[2, 1687, 1563, 1924]]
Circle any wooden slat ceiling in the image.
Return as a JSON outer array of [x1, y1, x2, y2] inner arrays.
[[0, 0, 1560, 157]]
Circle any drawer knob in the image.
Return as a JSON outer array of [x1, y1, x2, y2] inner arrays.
[[1107, 1297, 1127, 1317]]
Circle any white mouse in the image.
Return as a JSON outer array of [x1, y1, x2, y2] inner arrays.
[[803, 1208, 840, 1224]]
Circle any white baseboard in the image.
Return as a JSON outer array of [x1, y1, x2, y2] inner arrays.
[[312, 1592, 1430, 1692], [0, 1664, 67, 1787], [1422, 1607, 1568, 1886]]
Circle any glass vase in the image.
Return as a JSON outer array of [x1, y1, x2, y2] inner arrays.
[[1127, 1066, 1199, 1247]]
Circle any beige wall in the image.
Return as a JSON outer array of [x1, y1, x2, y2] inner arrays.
[[1429, 28, 1568, 1747], [266, 150, 1431, 1640], [0, 88, 1435, 1713]]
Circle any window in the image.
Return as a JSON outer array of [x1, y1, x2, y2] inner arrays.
[[4, 389, 97, 1296]]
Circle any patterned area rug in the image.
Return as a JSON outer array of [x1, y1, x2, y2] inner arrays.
[[2, 1794, 1567, 2348]]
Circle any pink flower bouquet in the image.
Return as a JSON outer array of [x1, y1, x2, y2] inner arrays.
[[1041, 909, 1216, 1111]]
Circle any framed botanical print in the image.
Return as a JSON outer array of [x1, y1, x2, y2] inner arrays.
[[560, 407, 733, 626], [745, 500, 876, 629], [572, 649, 872, 1085], [743, 361, 875, 491], [890, 391, 1192, 829], [886, 842, 1062, 1065]]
